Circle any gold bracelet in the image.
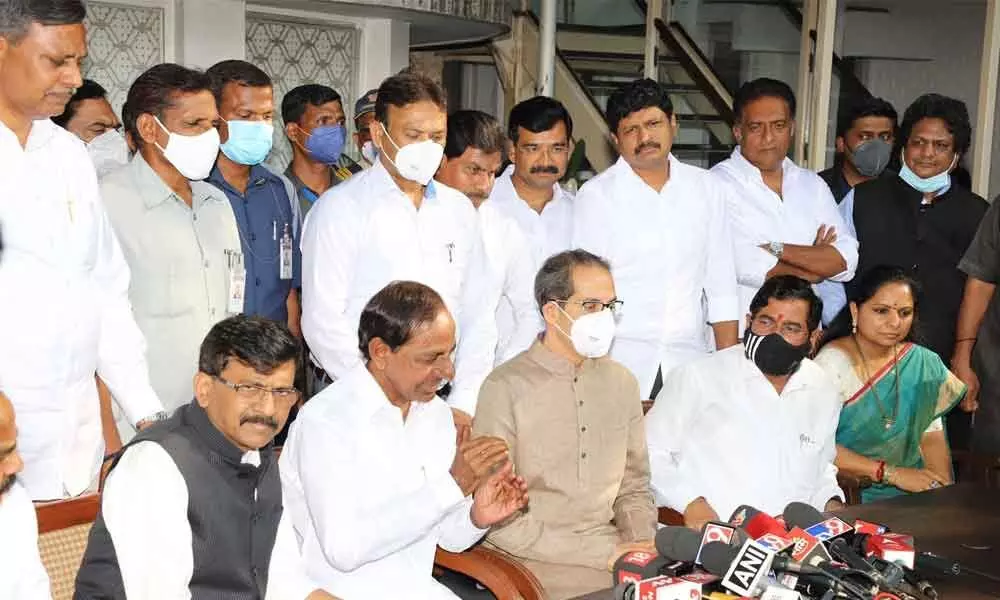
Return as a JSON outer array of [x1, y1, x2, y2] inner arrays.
[[884, 465, 896, 485]]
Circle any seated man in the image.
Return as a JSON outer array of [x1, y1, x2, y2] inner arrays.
[[280, 281, 528, 599], [647, 276, 844, 530], [0, 391, 51, 600], [75, 316, 335, 599], [474, 250, 657, 600]]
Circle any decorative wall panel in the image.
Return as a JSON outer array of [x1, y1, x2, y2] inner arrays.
[[83, 2, 164, 116], [246, 14, 360, 170]]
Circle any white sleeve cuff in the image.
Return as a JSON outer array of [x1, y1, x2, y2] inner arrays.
[[706, 294, 741, 324]]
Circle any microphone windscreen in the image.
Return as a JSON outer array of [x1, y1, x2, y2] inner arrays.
[[655, 526, 702, 562], [700, 541, 738, 576], [782, 501, 824, 529]]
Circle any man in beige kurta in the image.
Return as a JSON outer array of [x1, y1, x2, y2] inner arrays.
[[472, 249, 657, 600]]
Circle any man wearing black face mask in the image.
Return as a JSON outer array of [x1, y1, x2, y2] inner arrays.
[[645, 276, 844, 531], [819, 97, 897, 204]]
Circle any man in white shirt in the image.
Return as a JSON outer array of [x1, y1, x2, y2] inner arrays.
[[101, 64, 243, 439], [574, 78, 739, 398], [489, 96, 574, 271], [646, 276, 844, 530], [281, 281, 529, 599], [711, 78, 857, 329], [300, 70, 497, 419], [0, 0, 164, 500], [435, 110, 540, 366], [75, 316, 336, 600], [0, 391, 51, 600]]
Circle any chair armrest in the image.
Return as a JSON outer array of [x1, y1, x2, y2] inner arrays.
[[434, 545, 546, 600], [35, 494, 102, 534], [837, 473, 874, 506], [657, 507, 684, 526]]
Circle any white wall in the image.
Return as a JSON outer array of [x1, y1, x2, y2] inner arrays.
[[177, 0, 247, 68]]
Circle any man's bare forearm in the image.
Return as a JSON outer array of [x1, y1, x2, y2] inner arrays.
[[777, 244, 847, 278]]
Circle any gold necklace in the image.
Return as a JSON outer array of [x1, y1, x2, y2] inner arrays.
[[852, 336, 901, 431]]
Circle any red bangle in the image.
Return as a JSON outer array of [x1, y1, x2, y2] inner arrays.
[[875, 460, 886, 483]]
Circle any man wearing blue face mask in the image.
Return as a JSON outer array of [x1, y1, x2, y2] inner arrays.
[[281, 84, 362, 216], [646, 276, 844, 530], [842, 93, 988, 452], [206, 60, 302, 338]]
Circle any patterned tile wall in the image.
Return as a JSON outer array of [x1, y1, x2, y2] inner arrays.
[[83, 1, 165, 116], [246, 14, 360, 170]]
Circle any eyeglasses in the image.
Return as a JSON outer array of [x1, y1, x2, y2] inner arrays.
[[907, 137, 954, 155], [213, 376, 301, 404], [555, 298, 624, 315]]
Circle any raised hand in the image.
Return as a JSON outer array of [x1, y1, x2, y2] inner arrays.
[[470, 461, 528, 528]]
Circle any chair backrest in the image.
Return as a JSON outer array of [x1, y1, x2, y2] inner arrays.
[[35, 494, 101, 600], [435, 545, 546, 600]]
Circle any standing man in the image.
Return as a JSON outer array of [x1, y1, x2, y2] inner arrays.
[[0, 391, 51, 599], [844, 93, 987, 450], [101, 63, 242, 438], [300, 69, 498, 421], [282, 83, 360, 214], [435, 110, 540, 363], [75, 316, 337, 600], [206, 60, 301, 336], [712, 78, 858, 328], [0, 0, 164, 500], [818, 96, 897, 204], [52, 78, 129, 177], [575, 78, 739, 398], [354, 88, 379, 167], [489, 96, 574, 271], [474, 251, 657, 599], [953, 194, 1000, 455]]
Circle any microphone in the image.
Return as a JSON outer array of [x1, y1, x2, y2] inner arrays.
[[696, 521, 741, 564], [730, 505, 789, 539], [613, 574, 706, 600], [782, 502, 854, 544], [611, 550, 675, 586], [864, 533, 916, 569], [655, 526, 703, 563]]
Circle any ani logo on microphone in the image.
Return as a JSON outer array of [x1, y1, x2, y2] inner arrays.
[[721, 540, 775, 597]]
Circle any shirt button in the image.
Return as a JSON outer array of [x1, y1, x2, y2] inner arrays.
[[578, 400, 584, 406], [581, 426, 587, 432], [255, 277, 261, 286], [203, 260, 210, 268], [581, 452, 587, 459], [251, 233, 256, 242]]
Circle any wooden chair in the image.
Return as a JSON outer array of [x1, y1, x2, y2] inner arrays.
[[434, 545, 546, 600], [35, 494, 101, 600], [837, 473, 873, 506]]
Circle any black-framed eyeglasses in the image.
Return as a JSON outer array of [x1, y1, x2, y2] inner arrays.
[[555, 298, 624, 315], [214, 375, 301, 404]]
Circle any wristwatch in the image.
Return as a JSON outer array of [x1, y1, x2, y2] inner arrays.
[[136, 410, 170, 430], [768, 241, 785, 259]]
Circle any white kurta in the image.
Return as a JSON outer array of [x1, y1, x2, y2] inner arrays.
[[0, 119, 161, 499], [574, 155, 740, 397], [300, 159, 497, 415], [645, 346, 844, 519], [0, 481, 51, 599], [711, 149, 858, 330], [280, 364, 486, 599]]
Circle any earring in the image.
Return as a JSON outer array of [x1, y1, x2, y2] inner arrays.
[[852, 321, 857, 334]]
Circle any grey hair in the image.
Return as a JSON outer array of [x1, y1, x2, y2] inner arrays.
[[0, 0, 86, 42], [534, 249, 611, 314]]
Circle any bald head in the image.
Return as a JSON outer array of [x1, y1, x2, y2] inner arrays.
[[0, 392, 23, 498]]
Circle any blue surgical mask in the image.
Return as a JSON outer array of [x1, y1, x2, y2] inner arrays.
[[220, 119, 274, 165], [304, 124, 346, 165], [899, 150, 957, 194]]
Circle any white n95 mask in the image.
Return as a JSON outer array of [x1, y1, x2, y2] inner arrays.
[[87, 129, 130, 178], [154, 117, 220, 180], [378, 122, 444, 185], [555, 306, 616, 358]]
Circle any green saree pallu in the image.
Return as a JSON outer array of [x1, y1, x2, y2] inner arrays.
[[834, 343, 966, 503]]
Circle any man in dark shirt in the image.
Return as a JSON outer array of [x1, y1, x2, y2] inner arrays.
[[281, 84, 362, 215], [953, 196, 1000, 454], [205, 60, 302, 335], [818, 96, 897, 204], [843, 93, 987, 450]]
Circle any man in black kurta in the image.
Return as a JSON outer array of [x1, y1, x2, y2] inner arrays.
[[842, 93, 987, 450]]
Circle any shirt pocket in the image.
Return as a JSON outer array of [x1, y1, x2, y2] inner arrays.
[[131, 262, 189, 318]]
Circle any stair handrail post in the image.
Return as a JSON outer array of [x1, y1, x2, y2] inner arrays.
[[537, 0, 557, 96]]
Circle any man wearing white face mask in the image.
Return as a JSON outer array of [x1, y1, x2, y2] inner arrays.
[[473, 250, 657, 600], [101, 64, 243, 440], [53, 79, 130, 178], [842, 93, 987, 451], [301, 69, 498, 422]]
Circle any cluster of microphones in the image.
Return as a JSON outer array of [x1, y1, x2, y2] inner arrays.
[[612, 502, 980, 600]]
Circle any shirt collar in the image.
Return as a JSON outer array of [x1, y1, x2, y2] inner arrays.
[[369, 156, 438, 204], [738, 347, 813, 395], [182, 400, 270, 467], [130, 152, 222, 211], [525, 337, 602, 378], [726, 146, 795, 186], [496, 164, 565, 208], [0, 118, 58, 152], [207, 162, 280, 195], [613, 153, 678, 193]]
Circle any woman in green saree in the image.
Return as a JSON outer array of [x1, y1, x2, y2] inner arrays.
[[815, 266, 966, 503]]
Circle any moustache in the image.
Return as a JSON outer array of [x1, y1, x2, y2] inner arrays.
[[529, 165, 559, 175], [636, 142, 661, 154], [0, 474, 17, 497], [240, 414, 278, 430]]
